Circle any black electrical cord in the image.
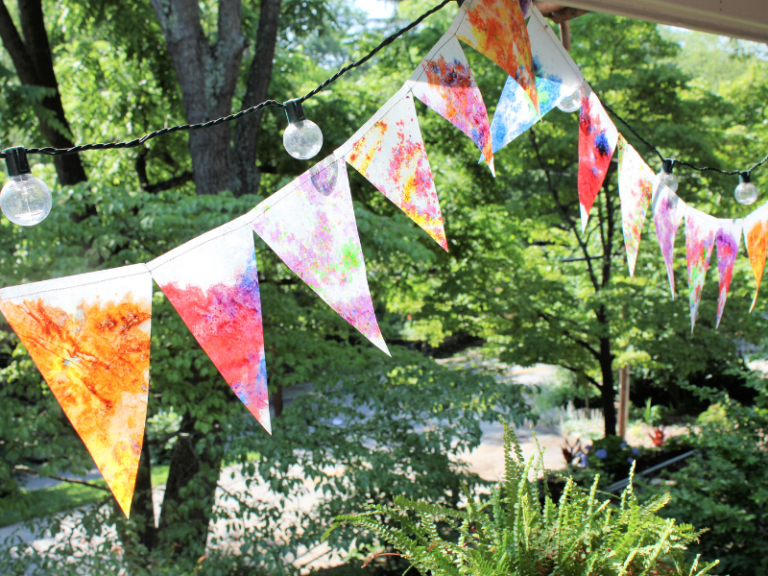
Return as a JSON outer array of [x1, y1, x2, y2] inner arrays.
[[2, 0, 766, 180], [601, 101, 768, 177], [0, 0, 454, 160]]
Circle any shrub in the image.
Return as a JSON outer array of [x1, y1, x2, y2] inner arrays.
[[326, 426, 718, 576], [643, 374, 768, 575]]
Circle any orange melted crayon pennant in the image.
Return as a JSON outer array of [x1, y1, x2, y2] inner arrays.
[[0, 265, 153, 517], [452, 0, 538, 113], [743, 202, 768, 312], [343, 88, 448, 250]]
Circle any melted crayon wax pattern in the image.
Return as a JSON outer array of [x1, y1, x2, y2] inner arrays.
[[578, 92, 618, 230], [457, 0, 538, 111], [617, 138, 655, 277], [347, 97, 447, 250], [744, 208, 768, 311], [415, 48, 493, 171], [653, 189, 685, 299], [252, 161, 388, 354], [0, 294, 151, 516], [685, 212, 717, 331], [159, 254, 269, 430], [714, 221, 742, 328]]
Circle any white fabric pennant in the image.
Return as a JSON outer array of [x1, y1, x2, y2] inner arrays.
[[490, 6, 583, 154], [714, 218, 743, 329], [685, 206, 719, 332], [344, 93, 448, 250], [743, 202, 768, 312], [250, 155, 389, 356], [0, 265, 153, 517], [652, 185, 687, 299], [409, 35, 494, 174], [148, 214, 271, 434]]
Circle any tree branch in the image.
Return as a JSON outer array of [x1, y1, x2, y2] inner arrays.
[[136, 148, 193, 193], [528, 128, 601, 291], [537, 310, 601, 360]]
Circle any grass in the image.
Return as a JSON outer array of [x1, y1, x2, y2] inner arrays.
[[0, 465, 170, 529]]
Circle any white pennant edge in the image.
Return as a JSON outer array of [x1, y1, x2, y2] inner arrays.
[[147, 211, 256, 272], [0, 263, 152, 301]]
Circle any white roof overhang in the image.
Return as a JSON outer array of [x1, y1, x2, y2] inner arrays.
[[533, 0, 768, 43]]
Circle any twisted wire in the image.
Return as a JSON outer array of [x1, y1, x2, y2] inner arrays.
[[0, 0, 453, 160]]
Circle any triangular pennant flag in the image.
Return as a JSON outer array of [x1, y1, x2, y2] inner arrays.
[[251, 156, 389, 355], [454, 0, 538, 112], [148, 216, 271, 434], [743, 202, 768, 311], [652, 185, 686, 299], [490, 7, 583, 153], [617, 136, 655, 277], [410, 36, 494, 174], [714, 219, 743, 329], [519, 0, 532, 17], [685, 207, 719, 332], [0, 265, 152, 516], [345, 92, 448, 251], [578, 90, 619, 232]]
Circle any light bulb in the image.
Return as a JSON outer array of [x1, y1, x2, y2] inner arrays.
[[557, 87, 582, 113], [282, 99, 323, 160], [1, 147, 52, 226], [656, 159, 678, 193], [735, 172, 758, 205]]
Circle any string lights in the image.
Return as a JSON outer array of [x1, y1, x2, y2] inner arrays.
[[1, 0, 767, 226], [282, 100, 323, 160], [1, 147, 52, 226]]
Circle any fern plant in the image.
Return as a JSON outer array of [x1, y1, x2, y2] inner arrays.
[[325, 426, 719, 576]]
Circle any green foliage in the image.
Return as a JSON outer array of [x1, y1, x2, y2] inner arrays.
[[643, 374, 768, 575], [327, 425, 718, 576]]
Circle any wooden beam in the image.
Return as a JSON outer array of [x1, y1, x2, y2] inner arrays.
[[559, 19, 572, 50], [538, 0, 768, 44], [535, 2, 565, 16], [551, 7, 590, 23]]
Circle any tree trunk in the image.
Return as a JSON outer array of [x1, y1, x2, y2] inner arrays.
[[0, 0, 87, 185], [132, 433, 158, 553], [150, 0, 246, 195], [598, 334, 617, 436], [232, 0, 282, 196], [157, 412, 225, 559]]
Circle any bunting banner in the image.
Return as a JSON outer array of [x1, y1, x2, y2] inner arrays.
[[409, 35, 494, 174], [452, 0, 538, 113], [148, 215, 271, 434], [652, 184, 687, 299], [7, 0, 768, 521], [685, 207, 719, 332], [578, 90, 619, 232], [714, 219, 743, 328], [0, 265, 152, 516], [344, 89, 448, 250], [251, 155, 389, 355], [490, 6, 583, 154], [617, 136, 655, 278], [743, 202, 768, 312]]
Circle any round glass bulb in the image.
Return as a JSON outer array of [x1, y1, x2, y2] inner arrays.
[[735, 181, 759, 205], [656, 171, 678, 193], [283, 120, 323, 160], [557, 89, 581, 113], [1, 174, 52, 226]]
